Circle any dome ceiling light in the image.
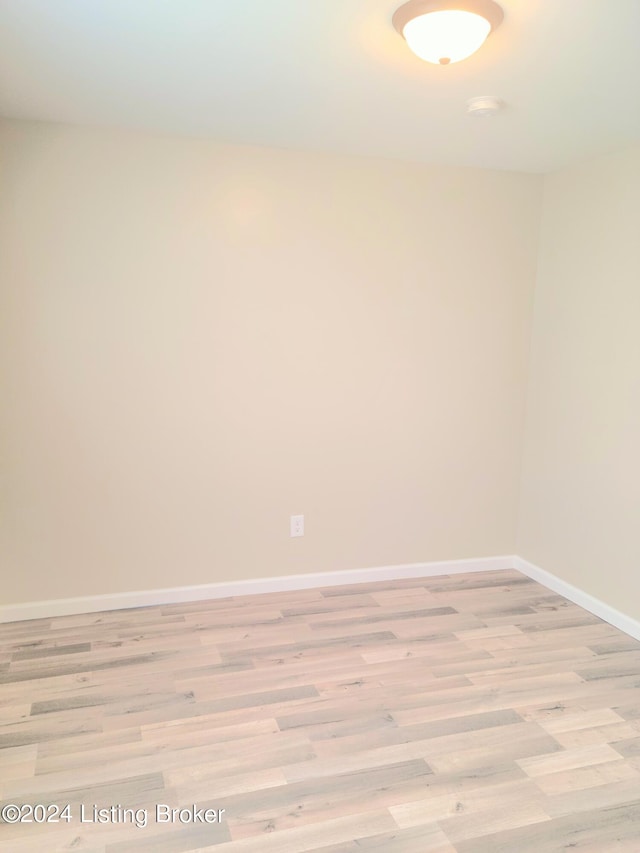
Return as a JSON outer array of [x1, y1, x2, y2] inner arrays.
[[393, 0, 504, 66]]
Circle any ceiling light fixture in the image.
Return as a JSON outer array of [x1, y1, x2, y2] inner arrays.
[[393, 0, 504, 66]]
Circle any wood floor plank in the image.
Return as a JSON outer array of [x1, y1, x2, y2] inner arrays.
[[306, 823, 456, 852], [534, 761, 640, 798], [389, 777, 543, 827], [454, 799, 640, 852], [516, 743, 623, 777], [220, 759, 433, 839]]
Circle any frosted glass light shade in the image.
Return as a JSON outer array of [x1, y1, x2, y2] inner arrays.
[[393, 1, 504, 66], [403, 10, 491, 64]]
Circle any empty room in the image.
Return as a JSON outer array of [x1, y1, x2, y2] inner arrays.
[[1, 1, 640, 851]]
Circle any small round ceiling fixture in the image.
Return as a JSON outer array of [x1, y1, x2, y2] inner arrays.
[[466, 95, 503, 116], [393, 0, 504, 66]]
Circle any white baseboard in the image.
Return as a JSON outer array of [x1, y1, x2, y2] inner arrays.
[[514, 556, 640, 643], [4, 555, 639, 642], [0, 555, 514, 624]]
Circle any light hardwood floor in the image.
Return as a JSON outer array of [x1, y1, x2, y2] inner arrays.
[[2, 569, 640, 852]]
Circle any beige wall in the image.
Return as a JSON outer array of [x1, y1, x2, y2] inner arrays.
[[0, 120, 542, 605], [518, 145, 640, 618]]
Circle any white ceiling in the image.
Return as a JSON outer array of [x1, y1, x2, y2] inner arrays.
[[0, 0, 639, 173]]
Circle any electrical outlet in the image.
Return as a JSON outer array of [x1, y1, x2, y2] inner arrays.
[[290, 514, 304, 537]]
